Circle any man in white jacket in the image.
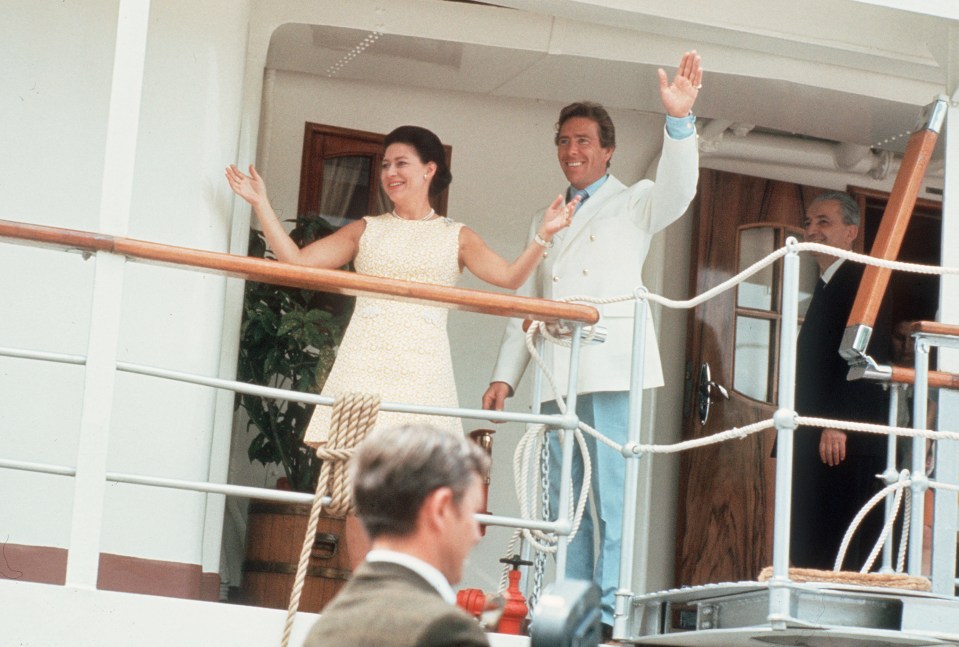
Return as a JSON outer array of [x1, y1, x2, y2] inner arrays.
[[482, 51, 702, 633]]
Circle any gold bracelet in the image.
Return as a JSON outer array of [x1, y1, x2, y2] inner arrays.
[[534, 233, 553, 248]]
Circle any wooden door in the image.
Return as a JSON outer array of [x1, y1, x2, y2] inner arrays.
[[674, 171, 943, 587], [675, 169, 825, 586]]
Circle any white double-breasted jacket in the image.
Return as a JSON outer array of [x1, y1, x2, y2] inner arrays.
[[490, 128, 699, 400]]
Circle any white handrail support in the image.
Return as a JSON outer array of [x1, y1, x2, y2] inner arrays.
[[66, 252, 127, 588], [612, 291, 650, 638], [768, 238, 801, 629]]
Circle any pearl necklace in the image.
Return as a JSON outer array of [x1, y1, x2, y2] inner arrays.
[[391, 208, 436, 222]]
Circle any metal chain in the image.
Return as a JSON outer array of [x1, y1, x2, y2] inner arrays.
[[529, 426, 551, 614]]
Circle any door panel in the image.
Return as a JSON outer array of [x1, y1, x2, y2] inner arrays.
[[676, 170, 827, 586], [676, 171, 943, 587]]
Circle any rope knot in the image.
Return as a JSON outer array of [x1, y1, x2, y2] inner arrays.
[[281, 392, 381, 647], [317, 392, 381, 516]]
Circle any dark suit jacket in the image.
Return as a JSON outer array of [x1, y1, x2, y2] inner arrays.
[[794, 260, 891, 454], [304, 560, 489, 647], [790, 259, 892, 569]]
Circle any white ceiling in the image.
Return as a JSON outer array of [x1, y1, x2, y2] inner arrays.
[[265, 0, 957, 157]]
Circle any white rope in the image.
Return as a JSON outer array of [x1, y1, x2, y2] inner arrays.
[[897, 484, 912, 574], [831, 472, 959, 574], [513, 423, 591, 553], [839, 470, 909, 573], [509, 240, 959, 584], [550, 242, 959, 315], [797, 416, 959, 443]]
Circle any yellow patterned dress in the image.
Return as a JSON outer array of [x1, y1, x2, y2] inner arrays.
[[304, 213, 465, 447]]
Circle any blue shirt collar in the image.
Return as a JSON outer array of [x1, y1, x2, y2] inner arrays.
[[569, 174, 609, 201]]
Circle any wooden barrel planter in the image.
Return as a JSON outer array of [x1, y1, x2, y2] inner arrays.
[[240, 500, 351, 612]]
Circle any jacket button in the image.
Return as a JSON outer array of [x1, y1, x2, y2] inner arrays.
[[582, 268, 589, 276], [552, 275, 560, 282], [589, 234, 596, 241]]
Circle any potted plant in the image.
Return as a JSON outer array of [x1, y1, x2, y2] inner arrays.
[[234, 216, 355, 612], [235, 216, 354, 492]]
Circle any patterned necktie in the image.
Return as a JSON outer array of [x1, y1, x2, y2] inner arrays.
[[568, 188, 589, 212]]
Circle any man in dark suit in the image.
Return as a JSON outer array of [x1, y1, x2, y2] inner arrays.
[[791, 191, 891, 571], [304, 424, 491, 647]]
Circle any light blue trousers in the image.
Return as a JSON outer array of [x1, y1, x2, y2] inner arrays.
[[544, 391, 629, 626]]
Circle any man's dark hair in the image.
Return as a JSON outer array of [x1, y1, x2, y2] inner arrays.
[[554, 101, 616, 150], [351, 424, 490, 539]]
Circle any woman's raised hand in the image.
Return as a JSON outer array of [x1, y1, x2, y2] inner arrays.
[[226, 164, 268, 208], [540, 193, 580, 239]]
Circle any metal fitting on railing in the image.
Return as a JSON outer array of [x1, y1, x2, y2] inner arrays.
[[772, 408, 797, 430]]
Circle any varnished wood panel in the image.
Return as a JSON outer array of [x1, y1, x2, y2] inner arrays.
[[676, 170, 823, 586]]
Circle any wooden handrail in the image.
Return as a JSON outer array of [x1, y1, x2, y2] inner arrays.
[[907, 320, 959, 338], [890, 320, 959, 389], [890, 366, 959, 390], [0, 218, 599, 326], [846, 99, 946, 338]]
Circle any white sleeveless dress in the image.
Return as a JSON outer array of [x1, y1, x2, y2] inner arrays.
[[304, 213, 465, 446]]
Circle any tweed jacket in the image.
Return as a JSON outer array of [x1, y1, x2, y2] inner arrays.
[[490, 128, 699, 400], [303, 560, 489, 647]]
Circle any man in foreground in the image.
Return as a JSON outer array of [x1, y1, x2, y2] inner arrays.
[[304, 424, 491, 647]]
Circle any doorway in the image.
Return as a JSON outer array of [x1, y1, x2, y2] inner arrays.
[[674, 169, 941, 586]]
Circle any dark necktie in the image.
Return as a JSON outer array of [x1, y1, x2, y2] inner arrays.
[[814, 278, 826, 298]]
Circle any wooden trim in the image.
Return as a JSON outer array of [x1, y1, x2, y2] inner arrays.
[[0, 219, 598, 325], [888, 320, 959, 388], [890, 366, 959, 390], [911, 320, 959, 337], [0, 543, 67, 584], [298, 123, 388, 220], [847, 127, 940, 329]]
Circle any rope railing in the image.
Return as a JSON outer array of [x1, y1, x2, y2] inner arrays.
[[554, 241, 959, 314], [520, 241, 959, 455], [512, 239, 959, 591], [3, 216, 957, 616], [0, 216, 600, 613]]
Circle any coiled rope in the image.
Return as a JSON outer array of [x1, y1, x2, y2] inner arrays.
[[279, 392, 380, 647]]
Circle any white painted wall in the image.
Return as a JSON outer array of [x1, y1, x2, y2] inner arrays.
[[0, 0, 250, 571]]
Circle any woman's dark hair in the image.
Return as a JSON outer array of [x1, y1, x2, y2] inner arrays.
[[383, 125, 452, 196]]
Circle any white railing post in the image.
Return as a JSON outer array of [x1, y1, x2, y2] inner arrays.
[[64, 0, 151, 587], [768, 238, 800, 628], [554, 324, 584, 579], [65, 252, 126, 587], [880, 385, 904, 573], [612, 291, 649, 638], [909, 337, 931, 576]]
